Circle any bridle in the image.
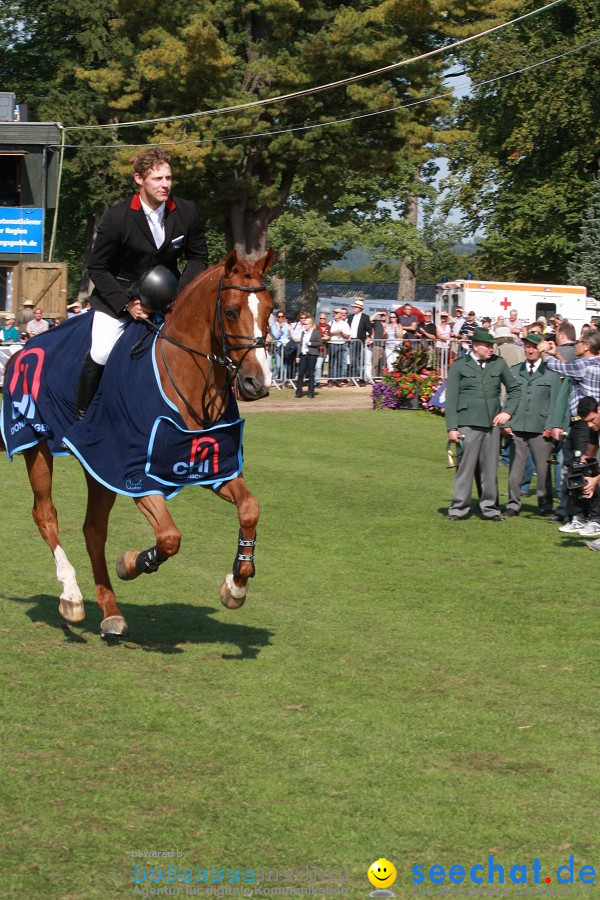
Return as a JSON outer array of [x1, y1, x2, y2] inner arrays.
[[135, 275, 271, 428]]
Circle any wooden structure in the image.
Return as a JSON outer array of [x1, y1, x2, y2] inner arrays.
[[0, 117, 65, 316]]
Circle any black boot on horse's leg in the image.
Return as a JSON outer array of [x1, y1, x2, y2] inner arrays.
[[76, 352, 105, 420], [220, 529, 256, 609]]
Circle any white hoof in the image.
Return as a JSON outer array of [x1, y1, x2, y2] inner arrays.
[[219, 573, 247, 610], [58, 595, 85, 623]]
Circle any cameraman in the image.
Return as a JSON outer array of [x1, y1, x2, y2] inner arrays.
[[558, 396, 600, 536]]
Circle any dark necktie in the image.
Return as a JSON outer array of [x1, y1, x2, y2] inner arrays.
[[478, 361, 485, 370], [528, 363, 534, 377]]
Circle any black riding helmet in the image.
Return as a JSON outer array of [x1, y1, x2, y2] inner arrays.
[[132, 265, 179, 312]]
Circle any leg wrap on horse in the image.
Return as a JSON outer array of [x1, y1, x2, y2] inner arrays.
[[232, 529, 256, 578], [76, 352, 105, 420], [135, 545, 163, 575]]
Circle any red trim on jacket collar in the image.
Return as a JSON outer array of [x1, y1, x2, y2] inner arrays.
[[130, 194, 176, 211]]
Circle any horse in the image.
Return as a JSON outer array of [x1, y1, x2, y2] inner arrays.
[[1, 249, 275, 637]]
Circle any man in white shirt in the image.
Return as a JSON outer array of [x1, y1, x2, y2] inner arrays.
[[451, 307, 465, 337], [347, 299, 372, 381], [328, 308, 351, 382]]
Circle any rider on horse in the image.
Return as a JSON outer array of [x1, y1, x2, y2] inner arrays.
[[77, 148, 209, 418]]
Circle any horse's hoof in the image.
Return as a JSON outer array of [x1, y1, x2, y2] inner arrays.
[[58, 596, 85, 623], [116, 550, 141, 581], [100, 615, 129, 637], [219, 573, 247, 610]]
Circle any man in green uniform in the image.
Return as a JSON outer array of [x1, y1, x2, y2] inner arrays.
[[504, 331, 561, 517], [445, 327, 520, 521]]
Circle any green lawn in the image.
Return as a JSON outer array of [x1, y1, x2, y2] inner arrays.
[[0, 407, 598, 898]]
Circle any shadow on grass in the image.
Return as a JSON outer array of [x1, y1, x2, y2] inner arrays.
[[9, 593, 273, 659]]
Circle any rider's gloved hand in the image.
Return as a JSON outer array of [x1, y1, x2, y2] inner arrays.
[[126, 297, 153, 320]]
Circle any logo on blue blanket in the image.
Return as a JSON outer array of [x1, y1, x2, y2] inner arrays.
[[5, 345, 47, 440], [12, 393, 36, 420], [173, 435, 220, 478], [146, 416, 243, 489]]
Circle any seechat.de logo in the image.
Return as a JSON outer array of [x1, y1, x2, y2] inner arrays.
[[411, 855, 596, 888]]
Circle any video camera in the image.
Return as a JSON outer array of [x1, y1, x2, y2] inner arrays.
[[565, 453, 599, 494]]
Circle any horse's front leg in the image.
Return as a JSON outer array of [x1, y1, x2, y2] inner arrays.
[[82, 473, 127, 636], [115, 494, 181, 581], [23, 442, 85, 624], [215, 475, 259, 610]]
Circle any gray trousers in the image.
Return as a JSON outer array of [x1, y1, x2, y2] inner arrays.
[[449, 425, 501, 519], [507, 432, 552, 514]]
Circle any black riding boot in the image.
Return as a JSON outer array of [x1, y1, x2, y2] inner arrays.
[[76, 352, 105, 419]]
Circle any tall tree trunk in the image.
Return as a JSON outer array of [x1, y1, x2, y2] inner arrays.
[[229, 200, 247, 257], [300, 254, 320, 317], [270, 248, 286, 311], [397, 188, 419, 302]]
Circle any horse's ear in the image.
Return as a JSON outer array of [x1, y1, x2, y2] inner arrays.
[[255, 248, 275, 276], [224, 250, 238, 275]]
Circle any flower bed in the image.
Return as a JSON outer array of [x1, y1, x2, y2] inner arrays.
[[371, 342, 443, 410]]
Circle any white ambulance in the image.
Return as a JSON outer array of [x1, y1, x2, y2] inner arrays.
[[436, 279, 598, 332]]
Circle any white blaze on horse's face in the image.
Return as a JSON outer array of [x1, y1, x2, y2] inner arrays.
[[248, 292, 272, 388]]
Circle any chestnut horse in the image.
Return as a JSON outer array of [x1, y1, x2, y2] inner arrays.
[[4, 249, 274, 637]]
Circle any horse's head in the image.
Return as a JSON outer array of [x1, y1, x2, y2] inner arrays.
[[219, 249, 275, 400]]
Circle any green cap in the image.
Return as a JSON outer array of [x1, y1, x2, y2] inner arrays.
[[471, 327, 495, 345], [522, 331, 543, 346]]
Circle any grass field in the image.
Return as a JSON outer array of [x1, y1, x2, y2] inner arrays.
[[0, 403, 598, 899]]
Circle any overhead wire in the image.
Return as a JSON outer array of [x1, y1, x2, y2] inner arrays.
[[55, 35, 600, 151], [63, 0, 566, 133]]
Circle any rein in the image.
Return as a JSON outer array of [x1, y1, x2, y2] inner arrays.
[[135, 276, 270, 428]]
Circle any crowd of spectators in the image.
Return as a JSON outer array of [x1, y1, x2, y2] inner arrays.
[[443, 308, 600, 546], [267, 302, 439, 391], [0, 298, 90, 347]]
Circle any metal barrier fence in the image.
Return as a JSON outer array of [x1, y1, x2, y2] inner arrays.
[[268, 338, 451, 388], [0, 337, 452, 392]]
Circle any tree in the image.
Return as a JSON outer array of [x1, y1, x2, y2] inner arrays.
[[568, 176, 600, 298], [268, 162, 422, 312], [443, 0, 600, 281], [414, 199, 473, 284], [1, 0, 496, 292], [0, 0, 128, 291]]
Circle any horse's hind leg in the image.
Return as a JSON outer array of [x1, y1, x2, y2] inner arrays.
[[83, 473, 128, 636], [215, 475, 259, 610], [23, 442, 85, 623]]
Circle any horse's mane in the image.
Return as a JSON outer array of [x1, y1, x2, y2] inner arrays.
[[168, 255, 258, 320], [168, 260, 225, 317]]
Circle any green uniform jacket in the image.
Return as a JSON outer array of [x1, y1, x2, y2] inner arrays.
[[509, 361, 561, 433], [445, 353, 520, 431]]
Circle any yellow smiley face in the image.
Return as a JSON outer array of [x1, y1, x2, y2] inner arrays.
[[368, 858, 397, 889]]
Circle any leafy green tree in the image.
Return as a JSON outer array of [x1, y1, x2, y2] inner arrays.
[[319, 263, 399, 283], [1, 0, 499, 294], [568, 176, 600, 298], [414, 200, 474, 283], [444, 0, 600, 281]]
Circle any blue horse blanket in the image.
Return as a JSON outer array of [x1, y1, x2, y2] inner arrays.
[[1, 314, 244, 499]]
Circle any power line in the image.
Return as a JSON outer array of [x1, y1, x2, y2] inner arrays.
[[63, 0, 566, 133], [56, 35, 600, 151]]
